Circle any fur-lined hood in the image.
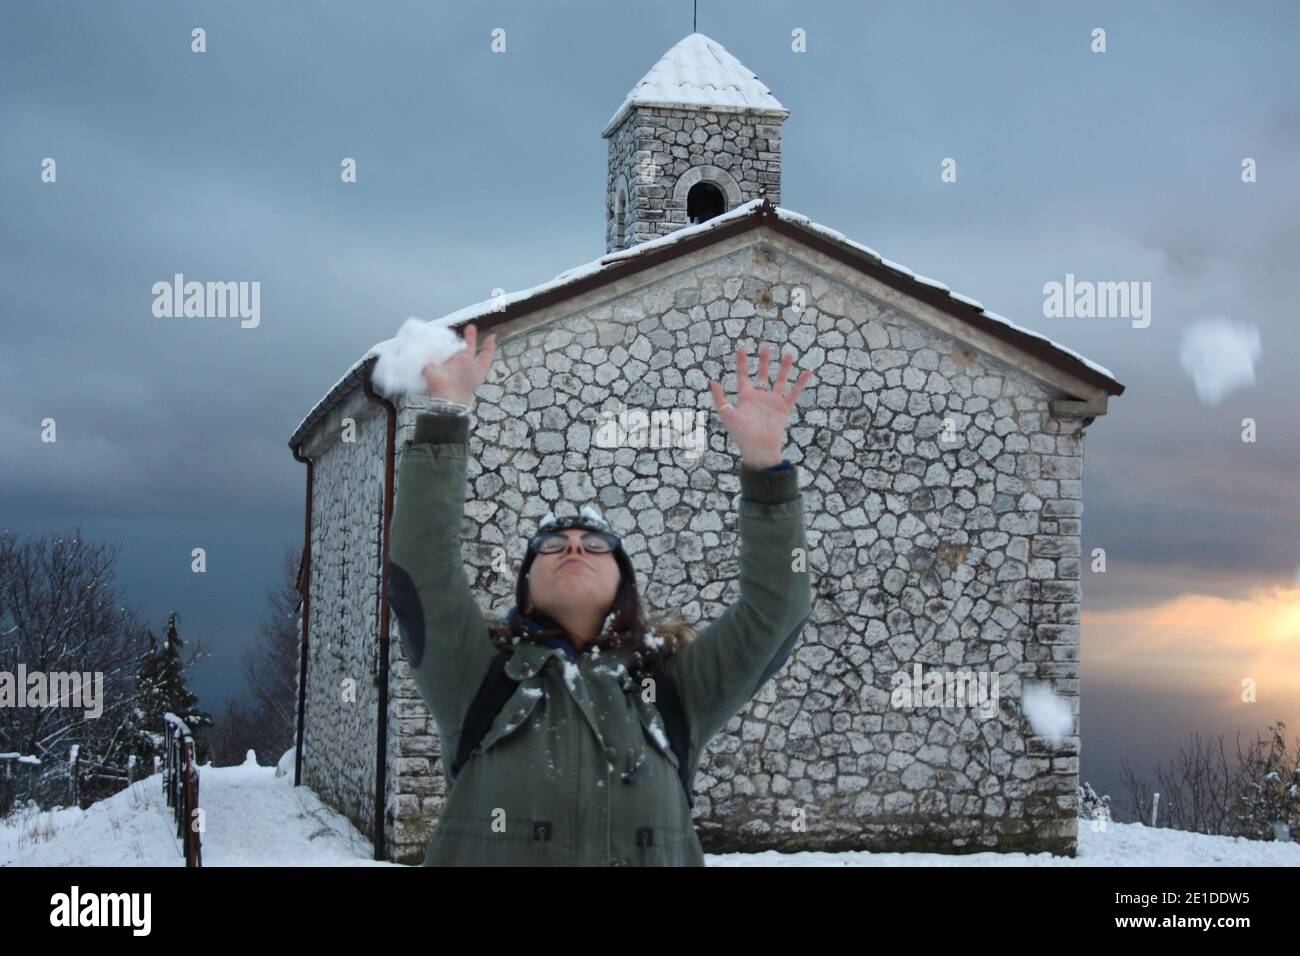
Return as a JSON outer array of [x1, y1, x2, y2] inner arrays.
[[485, 608, 696, 674]]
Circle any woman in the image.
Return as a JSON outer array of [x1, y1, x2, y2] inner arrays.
[[385, 323, 813, 866]]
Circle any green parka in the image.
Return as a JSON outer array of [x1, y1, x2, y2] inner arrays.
[[385, 409, 812, 866]]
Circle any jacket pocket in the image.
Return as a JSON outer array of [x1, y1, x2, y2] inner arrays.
[[630, 824, 698, 867], [426, 812, 558, 867]]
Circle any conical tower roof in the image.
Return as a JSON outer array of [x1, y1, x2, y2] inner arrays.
[[602, 32, 789, 137]]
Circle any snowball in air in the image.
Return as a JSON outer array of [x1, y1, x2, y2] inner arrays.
[[1021, 683, 1073, 747], [1177, 318, 1261, 405]]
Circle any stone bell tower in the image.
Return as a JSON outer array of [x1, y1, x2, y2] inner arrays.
[[602, 32, 790, 253]]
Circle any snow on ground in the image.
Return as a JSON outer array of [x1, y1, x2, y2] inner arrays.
[[3, 751, 1296, 865], [711, 821, 1300, 867], [0, 750, 394, 867]]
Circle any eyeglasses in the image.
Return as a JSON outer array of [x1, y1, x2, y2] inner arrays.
[[531, 531, 619, 555]]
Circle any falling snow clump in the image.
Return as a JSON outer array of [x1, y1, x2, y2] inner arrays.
[[1022, 683, 1073, 747], [1177, 317, 1261, 405]]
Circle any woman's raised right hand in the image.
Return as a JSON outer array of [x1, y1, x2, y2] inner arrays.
[[421, 323, 496, 405]]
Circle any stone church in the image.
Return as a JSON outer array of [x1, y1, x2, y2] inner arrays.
[[288, 32, 1125, 864]]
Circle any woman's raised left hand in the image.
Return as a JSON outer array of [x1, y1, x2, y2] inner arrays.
[[708, 345, 812, 469]]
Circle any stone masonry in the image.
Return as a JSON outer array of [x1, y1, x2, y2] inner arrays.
[[297, 388, 386, 841], [295, 33, 1096, 863], [606, 106, 785, 253], [298, 235, 1084, 862]]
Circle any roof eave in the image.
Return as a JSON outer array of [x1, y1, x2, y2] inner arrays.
[[762, 215, 1126, 399], [288, 354, 377, 455], [291, 197, 1124, 450], [287, 204, 775, 454], [601, 101, 791, 138]]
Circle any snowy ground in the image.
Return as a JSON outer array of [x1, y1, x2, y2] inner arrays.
[[3, 752, 1296, 866], [0, 751, 392, 867], [711, 822, 1300, 866]]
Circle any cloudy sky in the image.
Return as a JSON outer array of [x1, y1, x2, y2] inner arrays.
[[2, 0, 1297, 799]]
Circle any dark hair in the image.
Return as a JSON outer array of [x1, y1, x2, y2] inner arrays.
[[487, 550, 695, 674]]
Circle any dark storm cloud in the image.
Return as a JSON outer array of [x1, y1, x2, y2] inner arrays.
[[1, 1, 1296, 742]]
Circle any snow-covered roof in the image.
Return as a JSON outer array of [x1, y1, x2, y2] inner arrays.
[[602, 33, 789, 137], [289, 197, 1123, 451], [768, 207, 1120, 383]]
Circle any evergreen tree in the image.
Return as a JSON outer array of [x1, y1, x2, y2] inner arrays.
[[1236, 721, 1299, 841], [120, 626, 166, 775], [125, 613, 213, 768]]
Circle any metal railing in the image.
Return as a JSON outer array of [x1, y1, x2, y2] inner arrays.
[[0, 752, 42, 816], [163, 712, 202, 867]]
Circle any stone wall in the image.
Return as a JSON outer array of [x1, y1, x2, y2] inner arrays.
[[298, 390, 387, 844], [606, 105, 784, 252], [296, 232, 1084, 858], [377, 237, 1082, 856]]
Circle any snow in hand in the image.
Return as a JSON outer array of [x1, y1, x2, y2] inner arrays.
[[1177, 317, 1261, 405], [1022, 683, 1073, 747], [369, 316, 467, 398]]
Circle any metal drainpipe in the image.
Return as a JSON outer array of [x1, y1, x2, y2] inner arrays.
[[289, 445, 313, 789], [362, 366, 397, 862]]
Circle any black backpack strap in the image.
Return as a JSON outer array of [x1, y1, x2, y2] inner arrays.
[[448, 645, 519, 786], [649, 664, 695, 810], [447, 645, 695, 811]]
